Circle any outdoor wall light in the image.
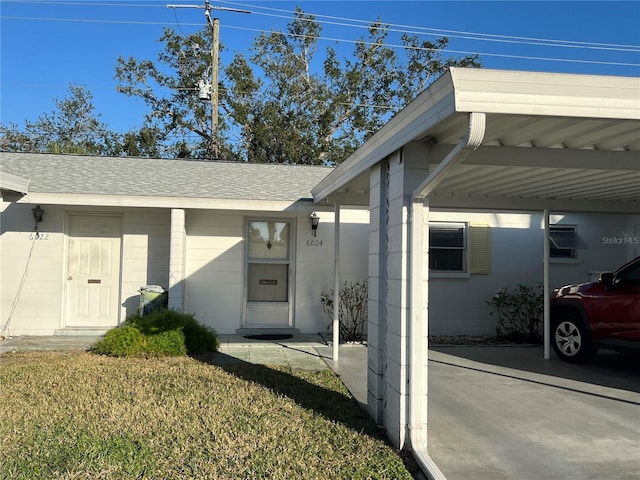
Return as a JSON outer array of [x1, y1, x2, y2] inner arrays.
[[31, 205, 44, 224], [310, 212, 319, 237]]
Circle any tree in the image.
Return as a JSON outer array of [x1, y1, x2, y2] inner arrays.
[[224, 9, 481, 164], [0, 84, 119, 155], [119, 126, 163, 158], [114, 29, 225, 160], [114, 8, 480, 164]]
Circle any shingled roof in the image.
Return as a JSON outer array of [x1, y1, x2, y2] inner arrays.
[[0, 152, 332, 203]]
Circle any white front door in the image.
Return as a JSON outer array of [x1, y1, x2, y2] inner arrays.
[[244, 219, 294, 328], [65, 214, 122, 329]]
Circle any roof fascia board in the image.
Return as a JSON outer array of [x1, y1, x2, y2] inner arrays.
[[15, 193, 315, 212], [0, 172, 29, 194], [312, 71, 457, 203], [449, 68, 640, 119], [430, 193, 640, 215]]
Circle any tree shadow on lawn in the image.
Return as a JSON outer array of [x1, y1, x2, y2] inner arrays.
[[200, 354, 423, 478], [202, 353, 380, 437]]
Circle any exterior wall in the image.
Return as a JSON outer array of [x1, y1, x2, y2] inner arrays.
[[1, 202, 66, 335], [2, 197, 634, 339], [182, 209, 369, 335], [120, 210, 171, 317], [383, 152, 410, 448], [183, 211, 244, 333], [0, 203, 170, 336], [427, 210, 640, 336], [294, 208, 370, 334], [0, 201, 369, 337], [367, 162, 386, 427]]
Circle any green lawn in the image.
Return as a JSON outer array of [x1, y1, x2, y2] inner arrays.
[[0, 351, 415, 479]]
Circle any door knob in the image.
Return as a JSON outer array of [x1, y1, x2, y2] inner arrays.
[[67, 275, 73, 280]]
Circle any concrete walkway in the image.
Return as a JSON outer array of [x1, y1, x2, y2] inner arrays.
[[3, 335, 639, 480]]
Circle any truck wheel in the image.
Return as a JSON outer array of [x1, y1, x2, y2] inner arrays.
[[552, 313, 597, 364]]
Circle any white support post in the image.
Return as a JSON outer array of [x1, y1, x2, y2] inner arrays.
[[544, 209, 551, 360], [333, 202, 341, 362]]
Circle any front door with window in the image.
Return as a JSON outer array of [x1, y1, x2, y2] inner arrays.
[[244, 219, 294, 328], [65, 214, 122, 329]]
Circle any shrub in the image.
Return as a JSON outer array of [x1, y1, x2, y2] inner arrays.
[[486, 283, 543, 343], [92, 310, 218, 357], [92, 325, 146, 357], [146, 329, 187, 356], [126, 309, 219, 355], [321, 279, 368, 342]]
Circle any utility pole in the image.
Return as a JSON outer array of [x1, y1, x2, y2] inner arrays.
[[208, 11, 219, 159], [167, 1, 250, 160]]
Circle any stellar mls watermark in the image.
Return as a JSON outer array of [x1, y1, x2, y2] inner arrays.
[[601, 236, 639, 245]]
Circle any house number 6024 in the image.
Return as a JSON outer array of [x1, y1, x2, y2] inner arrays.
[[306, 239, 323, 247], [28, 233, 49, 240]]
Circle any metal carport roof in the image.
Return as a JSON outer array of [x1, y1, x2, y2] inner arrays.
[[312, 68, 640, 213]]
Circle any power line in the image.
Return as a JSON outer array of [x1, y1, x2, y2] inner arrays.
[[3, 15, 639, 69], [3, 0, 639, 55], [217, 0, 640, 52]]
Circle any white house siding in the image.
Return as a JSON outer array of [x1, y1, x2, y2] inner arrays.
[[426, 210, 640, 337], [0, 203, 171, 336], [367, 162, 386, 427], [182, 209, 370, 335], [1, 202, 66, 335], [120, 209, 171, 317], [364, 151, 411, 449], [294, 208, 370, 334], [3, 198, 634, 338], [547, 212, 640, 287], [183, 211, 244, 334]]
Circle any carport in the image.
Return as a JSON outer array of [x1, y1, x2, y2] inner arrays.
[[311, 68, 640, 479]]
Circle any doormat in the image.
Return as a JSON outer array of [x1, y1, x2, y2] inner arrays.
[[244, 334, 294, 341]]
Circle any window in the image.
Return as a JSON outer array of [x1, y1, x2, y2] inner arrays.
[[615, 259, 640, 287], [429, 223, 466, 272], [247, 220, 290, 302], [549, 225, 586, 259]]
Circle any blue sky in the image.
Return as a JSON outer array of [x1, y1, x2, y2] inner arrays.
[[1, 0, 639, 134]]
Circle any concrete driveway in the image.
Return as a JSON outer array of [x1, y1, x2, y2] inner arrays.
[[427, 346, 640, 480]]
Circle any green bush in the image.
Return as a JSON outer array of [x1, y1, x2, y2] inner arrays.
[[92, 325, 146, 357], [126, 309, 219, 355], [92, 310, 218, 357], [486, 283, 543, 343], [146, 329, 187, 356]]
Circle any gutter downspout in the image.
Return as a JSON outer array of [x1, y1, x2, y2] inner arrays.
[[408, 112, 486, 480], [333, 202, 341, 361]]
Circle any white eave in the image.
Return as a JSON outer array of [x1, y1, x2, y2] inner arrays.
[[312, 68, 640, 213]]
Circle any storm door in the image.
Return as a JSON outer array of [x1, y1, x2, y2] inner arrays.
[[244, 219, 294, 328]]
